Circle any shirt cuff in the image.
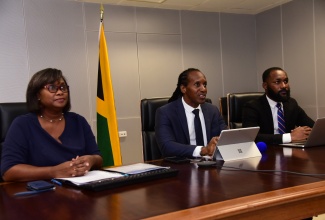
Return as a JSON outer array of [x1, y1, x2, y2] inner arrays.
[[282, 133, 292, 143], [193, 146, 203, 157]]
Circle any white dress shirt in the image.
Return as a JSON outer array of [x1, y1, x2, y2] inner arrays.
[[182, 97, 207, 157], [265, 95, 291, 143]]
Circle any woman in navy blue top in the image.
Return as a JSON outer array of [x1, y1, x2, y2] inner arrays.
[[1, 68, 103, 181]]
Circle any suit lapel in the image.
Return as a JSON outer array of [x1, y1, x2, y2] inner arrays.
[[261, 95, 275, 131], [201, 103, 211, 140], [176, 99, 190, 143]]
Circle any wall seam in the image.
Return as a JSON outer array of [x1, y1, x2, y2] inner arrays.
[[134, 7, 142, 100], [179, 10, 184, 70], [81, 2, 93, 128], [280, 5, 284, 69], [219, 12, 225, 96], [22, 0, 31, 80], [312, 0, 318, 117]]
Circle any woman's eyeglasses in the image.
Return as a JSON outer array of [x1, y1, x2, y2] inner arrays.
[[44, 84, 69, 93]]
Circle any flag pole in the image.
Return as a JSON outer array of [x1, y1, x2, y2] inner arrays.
[[100, 3, 104, 22], [97, 3, 122, 166]]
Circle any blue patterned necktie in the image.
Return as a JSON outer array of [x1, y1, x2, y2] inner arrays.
[[192, 109, 204, 146], [276, 102, 286, 134]]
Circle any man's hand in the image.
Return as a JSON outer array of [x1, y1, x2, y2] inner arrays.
[[290, 126, 312, 143], [200, 136, 219, 156]]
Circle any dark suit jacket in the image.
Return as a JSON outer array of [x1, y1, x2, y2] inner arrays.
[[242, 94, 314, 144], [155, 98, 227, 158]]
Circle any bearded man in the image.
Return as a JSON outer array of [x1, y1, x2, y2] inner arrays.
[[242, 67, 314, 144]]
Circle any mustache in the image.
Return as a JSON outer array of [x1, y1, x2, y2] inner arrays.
[[279, 89, 288, 93]]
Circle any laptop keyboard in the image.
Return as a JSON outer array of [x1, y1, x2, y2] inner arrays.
[[80, 168, 179, 191]]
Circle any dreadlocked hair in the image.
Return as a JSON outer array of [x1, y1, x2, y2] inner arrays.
[[168, 68, 200, 103]]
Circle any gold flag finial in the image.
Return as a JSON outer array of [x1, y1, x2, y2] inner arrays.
[[100, 3, 104, 22]]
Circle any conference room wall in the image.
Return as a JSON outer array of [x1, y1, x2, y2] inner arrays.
[[256, 0, 325, 120], [1, 0, 324, 165], [314, 0, 325, 118]]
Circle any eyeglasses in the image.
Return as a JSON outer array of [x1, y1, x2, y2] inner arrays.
[[44, 84, 69, 93]]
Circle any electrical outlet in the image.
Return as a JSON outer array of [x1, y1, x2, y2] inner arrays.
[[119, 131, 127, 137]]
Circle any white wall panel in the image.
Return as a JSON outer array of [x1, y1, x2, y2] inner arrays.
[[0, 0, 29, 102], [138, 33, 182, 99], [136, 7, 180, 34], [256, 7, 283, 89], [24, 0, 91, 120], [221, 13, 257, 94], [181, 11, 223, 103], [282, 0, 316, 119]]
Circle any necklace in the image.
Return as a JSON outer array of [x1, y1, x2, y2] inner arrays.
[[40, 113, 64, 123]]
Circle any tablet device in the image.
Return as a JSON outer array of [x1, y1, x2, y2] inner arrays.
[[212, 127, 261, 161]]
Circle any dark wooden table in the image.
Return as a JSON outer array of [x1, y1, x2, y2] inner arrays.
[[1, 145, 325, 220]]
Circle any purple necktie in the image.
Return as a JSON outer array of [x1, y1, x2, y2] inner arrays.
[[276, 102, 286, 134]]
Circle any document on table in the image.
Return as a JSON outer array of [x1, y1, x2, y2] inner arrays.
[[105, 163, 169, 175], [53, 163, 169, 186], [54, 170, 124, 186]]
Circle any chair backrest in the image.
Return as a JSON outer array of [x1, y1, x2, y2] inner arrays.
[[227, 92, 264, 129], [141, 97, 169, 161], [0, 102, 28, 148], [140, 97, 212, 161], [219, 97, 228, 126], [0, 102, 28, 181]]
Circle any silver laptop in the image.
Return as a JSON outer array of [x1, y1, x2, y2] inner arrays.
[[212, 127, 261, 162], [281, 117, 325, 148]]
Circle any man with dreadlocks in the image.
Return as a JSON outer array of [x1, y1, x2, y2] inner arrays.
[[155, 68, 227, 158]]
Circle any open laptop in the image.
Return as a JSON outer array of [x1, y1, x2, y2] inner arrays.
[[280, 117, 325, 148], [212, 127, 261, 162]]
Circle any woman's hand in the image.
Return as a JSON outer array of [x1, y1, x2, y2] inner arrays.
[[52, 155, 102, 178], [3, 155, 103, 181]]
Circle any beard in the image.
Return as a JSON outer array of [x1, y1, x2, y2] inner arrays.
[[266, 86, 290, 102]]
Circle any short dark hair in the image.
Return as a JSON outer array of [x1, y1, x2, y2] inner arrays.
[[168, 68, 201, 103], [262, 67, 285, 82], [26, 68, 71, 114]]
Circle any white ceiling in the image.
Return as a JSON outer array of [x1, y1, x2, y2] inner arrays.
[[74, 0, 292, 14]]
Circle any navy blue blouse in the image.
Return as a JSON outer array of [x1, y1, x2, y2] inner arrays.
[[1, 112, 101, 175]]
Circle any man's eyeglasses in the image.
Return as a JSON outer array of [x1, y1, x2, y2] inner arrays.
[[44, 84, 69, 93]]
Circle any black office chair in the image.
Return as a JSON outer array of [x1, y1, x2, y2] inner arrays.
[[219, 96, 228, 126], [140, 97, 212, 161], [141, 97, 169, 161], [227, 92, 264, 129], [0, 102, 28, 182]]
